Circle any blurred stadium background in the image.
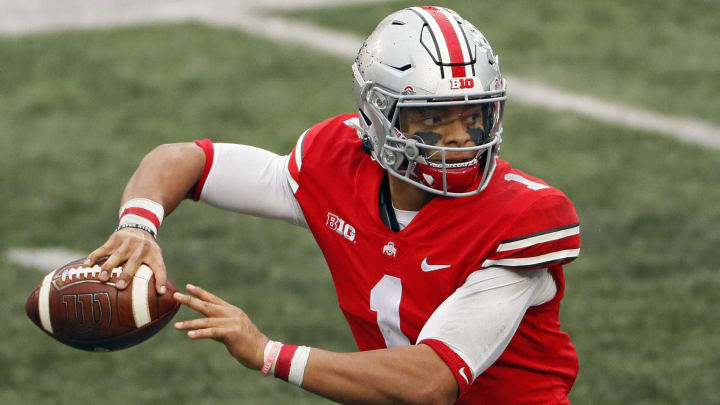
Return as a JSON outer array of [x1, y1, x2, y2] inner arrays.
[[1, 0, 718, 403]]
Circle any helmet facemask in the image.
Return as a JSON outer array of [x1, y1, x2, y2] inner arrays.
[[359, 78, 506, 196]]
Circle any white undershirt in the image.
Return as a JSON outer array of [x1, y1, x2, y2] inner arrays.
[[392, 205, 419, 231], [198, 142, 557, 382]]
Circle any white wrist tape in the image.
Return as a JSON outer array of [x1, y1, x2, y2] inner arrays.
[[118, 198, 164, 238], [260, 339, 311, 387], [287, 345, 311, 386]]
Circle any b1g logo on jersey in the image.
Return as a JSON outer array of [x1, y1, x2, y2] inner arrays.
[[450, 78, 475, 90], [326, 213, 356, 242]]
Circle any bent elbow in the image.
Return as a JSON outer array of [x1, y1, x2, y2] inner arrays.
[[145, 143, 206, 174], [411, 377, 457, 405], [148, 143, 195, 162]]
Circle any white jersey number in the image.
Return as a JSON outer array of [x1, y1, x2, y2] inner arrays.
[[370, 275, 411, 347]]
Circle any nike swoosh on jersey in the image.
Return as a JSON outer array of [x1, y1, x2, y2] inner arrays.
[[421, 258, 451, 272], [459, 367, 470, 384]]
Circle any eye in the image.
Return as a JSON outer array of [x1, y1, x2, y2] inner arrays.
[[463, 109, 484, 126], [465, 113, 480, 124], [422, 115, 444, 126]]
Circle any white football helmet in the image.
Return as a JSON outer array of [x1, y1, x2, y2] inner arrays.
[[353, 6, 506, 196]]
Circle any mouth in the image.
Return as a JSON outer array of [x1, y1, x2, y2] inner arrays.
[[426, 152, 478, 166], [427, 157, 478, 168]]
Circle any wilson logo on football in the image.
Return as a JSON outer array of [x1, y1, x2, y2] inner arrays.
[[326, 213, 356, 242], [450, 78, 475, 90]]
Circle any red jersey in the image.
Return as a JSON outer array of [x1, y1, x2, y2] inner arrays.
[[286, 113, 580, 404]]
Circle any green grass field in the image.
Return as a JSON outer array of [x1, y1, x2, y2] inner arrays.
[[2, 2, 719, 404]]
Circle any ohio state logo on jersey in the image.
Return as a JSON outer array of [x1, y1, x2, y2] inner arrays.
[[382, 241, 397, 258], [326, 213, 356, 242]]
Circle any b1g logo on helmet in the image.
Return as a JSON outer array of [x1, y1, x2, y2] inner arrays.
[[450, 78, 475, 90], [326, 213, 356, 242]]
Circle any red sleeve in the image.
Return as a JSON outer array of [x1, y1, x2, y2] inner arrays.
[[482, 194, 580, 270], [419, 339, 474, 398], [190, 138, 214, 201], [286, 131, 306, 189]]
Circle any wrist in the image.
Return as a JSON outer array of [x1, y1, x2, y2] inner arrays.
[[261, 339, 311, 387], [115, 222, 157, 238], [117, 198, 164, 239]]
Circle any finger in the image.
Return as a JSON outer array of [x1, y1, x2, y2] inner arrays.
[[186, 284, 229, 306], [84, 247, 106, 267], [100, 246, 130, 284], [147, 253, 168, 295], [174, 317, 225, 331], [187, 327, 227, 340], [120, 252, 143, 290], [85, 239, 114, 269], [173, 291, 219, 316]]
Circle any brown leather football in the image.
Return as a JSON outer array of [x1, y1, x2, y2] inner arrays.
[[26, 257, 180, 351]]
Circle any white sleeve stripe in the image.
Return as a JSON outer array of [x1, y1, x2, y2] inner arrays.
[[482, 249, 580, 268], [294, 130, 308, 172], [286, 169, 299, 194], [496, 226, 580, 252]]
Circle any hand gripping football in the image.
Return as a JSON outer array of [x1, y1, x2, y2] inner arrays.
[[26, 258, 180, 351]]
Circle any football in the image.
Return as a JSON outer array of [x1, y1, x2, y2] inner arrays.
[[25, 257, 180, 351]]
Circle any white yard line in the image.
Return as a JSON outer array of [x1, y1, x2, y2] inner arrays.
[[509, 77, 720, 149], [7, 247, 85, 273], [1, 0, 718, 150]]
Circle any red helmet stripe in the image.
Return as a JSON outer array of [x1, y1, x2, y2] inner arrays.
[[421, 6, 466, 78]]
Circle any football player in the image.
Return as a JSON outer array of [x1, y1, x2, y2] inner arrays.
[[86, 6, 581, 405]]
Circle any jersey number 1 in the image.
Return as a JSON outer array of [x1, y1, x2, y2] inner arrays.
[[370, 275, 411, 347]]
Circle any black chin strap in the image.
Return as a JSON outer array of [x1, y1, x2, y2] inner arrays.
[[378, 175, 401, 233]]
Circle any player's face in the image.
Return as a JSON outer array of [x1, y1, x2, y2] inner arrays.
[[399, 105, 485, 163]]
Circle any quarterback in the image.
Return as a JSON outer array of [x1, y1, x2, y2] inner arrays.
[[86, 6, 580, 405]]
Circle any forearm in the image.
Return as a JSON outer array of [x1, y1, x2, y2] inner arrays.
[[121, 143, 205, 215], [300, 345, 456, 405], [174, 287, 455, 405]]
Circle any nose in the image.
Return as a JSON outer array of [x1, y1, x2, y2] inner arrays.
[[439, 119, 473, 147]]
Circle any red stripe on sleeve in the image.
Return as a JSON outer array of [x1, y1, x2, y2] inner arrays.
[[422, 6, 466, 78], [419, 339, 474, 398], [274, 344, 299, 382], [288, 147, 300, 183], [121, 207, 161, 230], [191, 138, 214, 201]]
